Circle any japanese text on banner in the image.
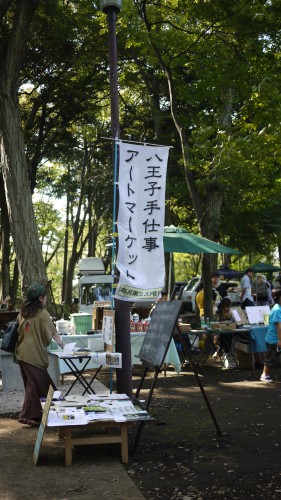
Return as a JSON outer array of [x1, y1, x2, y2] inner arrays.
[[115, 142, 169, 301]]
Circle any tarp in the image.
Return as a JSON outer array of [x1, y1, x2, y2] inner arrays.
[[163, 226, 241, 255], [251, 262, 281, 273], [164, 226, 241, 298], [216, 268, 244, 279]]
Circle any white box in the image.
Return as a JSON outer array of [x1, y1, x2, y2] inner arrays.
[[88, 338, 104, 352]]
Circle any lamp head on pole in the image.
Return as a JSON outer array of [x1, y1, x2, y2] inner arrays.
[[100, 0, 122, 13]]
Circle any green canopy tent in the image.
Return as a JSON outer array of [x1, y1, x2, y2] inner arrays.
[[163, 226, 242, 298], [164, 226, 242, 254], [251, 262, 281, 273], [250, 262, 281, 305]]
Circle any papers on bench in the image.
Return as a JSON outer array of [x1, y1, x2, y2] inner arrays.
[[47, 393, 151, 426]]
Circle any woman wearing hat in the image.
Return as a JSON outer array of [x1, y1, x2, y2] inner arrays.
[[16, 284, 65, 426]]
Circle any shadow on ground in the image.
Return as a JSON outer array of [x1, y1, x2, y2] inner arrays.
[[1, 365, 281, 499], [125, 364, 281, 499]]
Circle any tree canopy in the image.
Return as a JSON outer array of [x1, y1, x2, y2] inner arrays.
[[0, 0, 281, 306]]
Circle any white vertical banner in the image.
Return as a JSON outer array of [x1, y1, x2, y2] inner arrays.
[[115, 142, 169, 301]]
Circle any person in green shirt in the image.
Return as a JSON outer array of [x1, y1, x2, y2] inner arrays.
[[16, 284, 65, 426]]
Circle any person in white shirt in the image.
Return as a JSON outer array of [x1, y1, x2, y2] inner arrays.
[[240, 268, 255, 308]]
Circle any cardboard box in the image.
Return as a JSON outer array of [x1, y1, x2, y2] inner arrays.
[[210, 322, 220, 330], [92, 306, 111, 331], [234, 340, 250, 353], [178, 323, 191, 333], [218, 323, 236, 331], [235, 349, 254, 369]]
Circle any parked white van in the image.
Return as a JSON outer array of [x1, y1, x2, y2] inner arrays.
[[181, 277, 240, 312]]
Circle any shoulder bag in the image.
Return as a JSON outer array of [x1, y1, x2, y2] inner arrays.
[[1, 320, 19, 353]]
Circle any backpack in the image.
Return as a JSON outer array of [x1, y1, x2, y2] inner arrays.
[[1, 320, 19, 353]]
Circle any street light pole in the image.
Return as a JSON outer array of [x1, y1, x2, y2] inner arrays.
[[103, 6, 119, 138], [100, 0, 132, 396]]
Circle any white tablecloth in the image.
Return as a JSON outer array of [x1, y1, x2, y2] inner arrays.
[[49, 333, 181, 374]]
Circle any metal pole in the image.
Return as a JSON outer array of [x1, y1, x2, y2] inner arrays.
[[168, 252, 172, 300], [107, 9, 119, 139], [105, 6, 132, 396]]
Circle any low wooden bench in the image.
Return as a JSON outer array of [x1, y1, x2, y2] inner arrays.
[[58, 420, 129, 466]]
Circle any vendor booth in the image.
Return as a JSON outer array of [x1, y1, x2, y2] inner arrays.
[[0, 332, 181, 392]]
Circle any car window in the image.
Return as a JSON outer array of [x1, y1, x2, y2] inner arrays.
[[184, 277, 200, 291], [183, 278, 239, 293]]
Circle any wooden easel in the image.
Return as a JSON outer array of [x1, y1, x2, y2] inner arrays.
[[132, 300, 222, 451]]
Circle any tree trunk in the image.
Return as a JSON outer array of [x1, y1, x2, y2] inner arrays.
[[0, 1, 47, 295], [0, 196, 11, 299], [10, 259, 20, 309], [0, 92, 48, 290], [64, 250, 81, 316]]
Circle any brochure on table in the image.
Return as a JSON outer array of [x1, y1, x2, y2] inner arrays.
[[46, 392, 151, 426], [245, 305, 270, 325], [231, 306, 248, 325], [102, 310, 115, 351], [54, 307, 121, 370], [54, 343, 122, 368]]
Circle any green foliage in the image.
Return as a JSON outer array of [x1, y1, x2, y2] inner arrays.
[[3, 0, 280, 299], [33, 199, 65, 302], [33, 200, 64, 250]]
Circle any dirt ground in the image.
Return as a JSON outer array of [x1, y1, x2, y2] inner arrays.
[[1, 362, 281, 499], [126, 362, 281, 499]]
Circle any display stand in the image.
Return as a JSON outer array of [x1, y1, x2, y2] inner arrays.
[[132, 300, 222, 451]]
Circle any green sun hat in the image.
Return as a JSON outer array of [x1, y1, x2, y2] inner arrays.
[[27, 284, 46, 300]]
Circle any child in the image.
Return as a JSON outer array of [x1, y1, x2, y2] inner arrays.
[[260, 288, 281, 382], [213, 298, 236, 369]]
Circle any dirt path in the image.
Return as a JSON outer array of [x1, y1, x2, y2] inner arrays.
[[0, 374, 144, 500], [1, 365, 281, 499]]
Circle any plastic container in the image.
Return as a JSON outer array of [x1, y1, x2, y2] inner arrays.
[[88, 338, 104, 351], [142, 322, 150, 332], [70, 313, 92, 334], [135, 321, 143, 332], [56, 319, 70, 335]]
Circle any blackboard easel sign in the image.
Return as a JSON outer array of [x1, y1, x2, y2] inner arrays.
[[132, 300, 221, 451], [138, 300, 182, 370], [133, 301, 183, 450]]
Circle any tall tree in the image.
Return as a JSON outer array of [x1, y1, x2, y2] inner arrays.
[[126, 0, 281, 315], [0, 0, 49, 292]]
